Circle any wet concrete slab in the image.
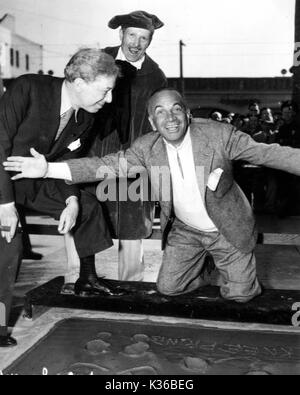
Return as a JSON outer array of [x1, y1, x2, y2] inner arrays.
[[4, 317, 300, 375], [24, 277, 300, 326]]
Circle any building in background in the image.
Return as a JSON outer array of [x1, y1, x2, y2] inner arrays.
[[168, 77, 292, 116], [0, 14, 43, 80]]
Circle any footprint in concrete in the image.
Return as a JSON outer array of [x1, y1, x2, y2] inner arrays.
[[85, 339, 111, 354], [123, 342, 150, 357], [97, 332, 112, 341], [132, 334, 150, 343], [182, 357, 209, 374]]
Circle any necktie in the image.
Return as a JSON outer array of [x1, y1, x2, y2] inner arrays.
[[176, 151, 185, 179], [55, 108, 74, 141]]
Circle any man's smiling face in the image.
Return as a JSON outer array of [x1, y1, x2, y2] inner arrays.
[[120, 27, 152, 63], [148, 90, 189, 146]]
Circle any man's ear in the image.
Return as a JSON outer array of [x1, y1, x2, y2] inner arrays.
[[148, 116, 157, 131], [73, 78, 85, 92], [186, 109, 192, 125], [119, 28, 124, 43]]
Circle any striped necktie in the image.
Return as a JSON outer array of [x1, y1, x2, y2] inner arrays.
[[55, 108, 74, 141]]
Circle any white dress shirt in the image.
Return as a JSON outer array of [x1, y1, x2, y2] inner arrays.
[[116, 47, 145, 70], [165, 129, 217, 233], [61, 81, 76, 117]]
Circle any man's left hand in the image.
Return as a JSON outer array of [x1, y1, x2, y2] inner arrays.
[[58, 197, 79, 234]]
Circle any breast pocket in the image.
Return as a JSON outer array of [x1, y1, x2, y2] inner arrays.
[[213, 170, 234, 198]]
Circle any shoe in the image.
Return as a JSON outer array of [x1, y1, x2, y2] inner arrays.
[[74, 277, 126, 297], [60, 283, 75, 295], [22, 250, 43, 261], [0, 336, 17, 348]]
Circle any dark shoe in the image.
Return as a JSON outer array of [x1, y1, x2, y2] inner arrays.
[[23, 250, 43, 261], [0, 336, 17, 348], [74, 277, 125, 297]]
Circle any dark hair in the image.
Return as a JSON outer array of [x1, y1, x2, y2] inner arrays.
[[248, 101, 260, 109], [281, 100, 299, 113], [64, 48, 120, 83]]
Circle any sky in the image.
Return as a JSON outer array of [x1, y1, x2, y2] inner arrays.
[[0, 0, 296, 78]]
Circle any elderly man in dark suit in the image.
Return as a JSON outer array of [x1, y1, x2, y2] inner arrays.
[[0, 48, 123, 347], [8, 88, 300, 304]]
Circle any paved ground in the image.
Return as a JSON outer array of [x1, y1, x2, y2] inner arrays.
[[1, 230, 299, 374]]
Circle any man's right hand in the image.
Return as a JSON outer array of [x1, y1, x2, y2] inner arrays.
[[0, 203, 19, 243], [3, 148, 48, 180]]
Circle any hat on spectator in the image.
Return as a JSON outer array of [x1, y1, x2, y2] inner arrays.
[[108, 10, 164, 32]]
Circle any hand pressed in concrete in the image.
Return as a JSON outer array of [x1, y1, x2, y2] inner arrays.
[[182, 357, 210, 373], [97, 332, 113, 341], [123, 342, 150, 357], [132, 334, 150, 343], [85, 339, 111, 354]]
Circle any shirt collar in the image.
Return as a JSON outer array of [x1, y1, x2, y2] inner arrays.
[[164, 128, 191, 151], [116, 47, 145, 70], [60, 81, 73, 116]]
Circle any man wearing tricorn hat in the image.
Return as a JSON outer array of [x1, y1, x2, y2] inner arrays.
[[90, 10, 167, 282]]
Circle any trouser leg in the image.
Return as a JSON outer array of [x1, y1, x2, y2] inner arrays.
[[205, 232, 262, 303], [118, 240, 145, 281], [21, 181, 113, 259], [0, 234, 22, 336], [64, 233, 80, 283], [157, 219, 207, 296], [157, 218, 261, 303]]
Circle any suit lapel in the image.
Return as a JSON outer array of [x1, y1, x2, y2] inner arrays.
[[38, 78, 63, 154], [189, 124, 214, 200], [47, 108, 93, 160]]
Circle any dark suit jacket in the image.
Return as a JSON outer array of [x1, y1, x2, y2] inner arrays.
[[92, 46, 167, 150], [0, 74, 95, 205], [67, 119, 300, 254]]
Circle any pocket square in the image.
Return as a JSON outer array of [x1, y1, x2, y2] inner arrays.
[[207, 168, 224, 191], [68, 139, 81, 152]]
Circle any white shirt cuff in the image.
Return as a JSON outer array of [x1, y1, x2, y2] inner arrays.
[[0, 202, 15, 208]]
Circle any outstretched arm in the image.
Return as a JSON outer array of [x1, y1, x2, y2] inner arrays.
[[4, 143, 147, 183], [3, 148, 73, 181]]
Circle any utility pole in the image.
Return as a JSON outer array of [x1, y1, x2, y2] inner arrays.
[[179, 40, 186, 96]]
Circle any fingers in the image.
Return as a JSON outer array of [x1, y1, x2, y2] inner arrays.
[[11, 174, 25, 181], [58, 213, 66, 234], [4, 156, 25, 162], [30, 148, 42, 158], [0, 220, 18, 243], [58, 213, 74, 234]]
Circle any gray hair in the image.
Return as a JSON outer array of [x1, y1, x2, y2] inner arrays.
[[64, 48, 120, 83]]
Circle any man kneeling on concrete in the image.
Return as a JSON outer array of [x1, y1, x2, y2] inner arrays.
[[6, 88, 300, 303]]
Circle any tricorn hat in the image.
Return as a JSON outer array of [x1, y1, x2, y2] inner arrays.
[[108, 10, 164, 32]]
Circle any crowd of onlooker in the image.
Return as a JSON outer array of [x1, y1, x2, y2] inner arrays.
[[209, 100, 300, 216]]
